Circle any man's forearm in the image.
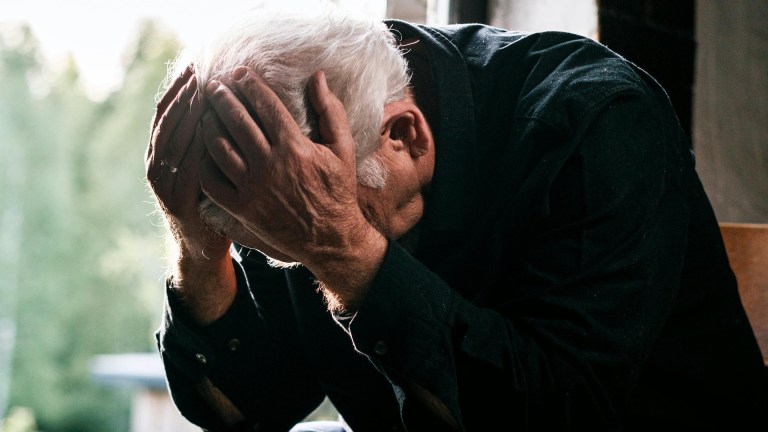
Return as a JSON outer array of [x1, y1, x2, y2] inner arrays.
[[172, 253, 237, 326], [309, 224, 388, 314]]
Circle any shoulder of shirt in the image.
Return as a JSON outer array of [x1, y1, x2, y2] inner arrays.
[[450, 27, 656, 131]]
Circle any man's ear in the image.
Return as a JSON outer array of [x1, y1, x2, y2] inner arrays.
[[380, 101, 433, 159]]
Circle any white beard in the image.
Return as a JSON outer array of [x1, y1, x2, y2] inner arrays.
[[198, 197, 301, 268]]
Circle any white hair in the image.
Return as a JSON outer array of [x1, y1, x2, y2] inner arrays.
[[164, 7, 410, 252], [172, 7, 410, 181]]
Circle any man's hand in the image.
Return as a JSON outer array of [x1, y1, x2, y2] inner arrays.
[[200, 67, 386, 311], [145, 66, 236, 325]]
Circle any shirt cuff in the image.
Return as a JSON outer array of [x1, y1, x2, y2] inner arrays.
[[340, 239, 455, 377], [336, 239, 466, 425], [156, 258, 255, 381]]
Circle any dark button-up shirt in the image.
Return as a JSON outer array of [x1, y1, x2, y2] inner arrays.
[[156, 20, 768, 431]]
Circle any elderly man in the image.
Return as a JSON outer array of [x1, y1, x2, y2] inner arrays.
[[145, 8, 768, 432]]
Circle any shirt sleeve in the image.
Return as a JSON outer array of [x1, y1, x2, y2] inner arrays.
[[156, 250, 325, 431], [340, 91, 692, 430]]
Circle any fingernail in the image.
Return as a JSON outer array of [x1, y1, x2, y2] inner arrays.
[[232, 67, 247, 81], [317, 70, 329, 91]]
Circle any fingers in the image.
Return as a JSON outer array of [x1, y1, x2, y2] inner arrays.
[[151, 65, 194, 131], [201, 68, 357, 192], [201, 109, 248, 186], [228, 67, 305, 151], [165, 78, 206, 168], [152, 65, 194, 128], [308, 70, 356, 166], [199, 153, 239, 209], [171, 122, 207, 197], [205, 79, 271, 168], [147, 74, 200, 178], [146, 68, 208, 220]]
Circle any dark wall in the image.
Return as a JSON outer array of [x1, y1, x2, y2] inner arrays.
[[450, 0, 488, 23], [597, 0, 696, 140]]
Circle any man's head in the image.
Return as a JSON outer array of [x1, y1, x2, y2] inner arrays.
[[178, 8, 410, 186], [167, 8, 435, 259]]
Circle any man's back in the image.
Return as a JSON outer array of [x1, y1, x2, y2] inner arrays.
[[392, 21, 768, 429]]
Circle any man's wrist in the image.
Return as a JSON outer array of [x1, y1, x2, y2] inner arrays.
[[172, 253, 238, 326], [308, 222, 388, 313]]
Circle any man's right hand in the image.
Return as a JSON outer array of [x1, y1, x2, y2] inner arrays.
[[145, 66, 236, 326]]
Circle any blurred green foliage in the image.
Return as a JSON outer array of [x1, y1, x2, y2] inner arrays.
[[0, 19, 180, 432]]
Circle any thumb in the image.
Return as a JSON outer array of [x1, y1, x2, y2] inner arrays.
[[309, 70, 356, 166]]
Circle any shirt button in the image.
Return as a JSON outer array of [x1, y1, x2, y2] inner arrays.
[[228, 338, 240, 351], [373, 340, 388, 355], [195, 353, 207, 364]]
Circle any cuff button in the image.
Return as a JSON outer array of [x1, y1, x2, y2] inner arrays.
[[373, 340, 388, 355], [228, 338, 241, 351]]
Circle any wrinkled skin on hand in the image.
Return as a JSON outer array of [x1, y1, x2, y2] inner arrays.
[[200, 67, 387, 310], [201, 68, 380, 268], [145, 66, 238, 327], [145, 66, 232, 264]]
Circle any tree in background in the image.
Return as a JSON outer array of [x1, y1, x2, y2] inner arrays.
[[0, 20, 179, 432]]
